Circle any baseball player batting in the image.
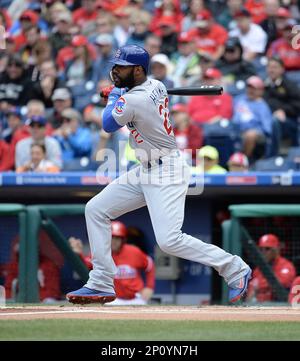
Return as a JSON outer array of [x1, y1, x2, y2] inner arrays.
[[67, 45, 251, 305]]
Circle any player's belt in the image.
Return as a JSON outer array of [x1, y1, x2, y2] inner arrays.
[[142, 150, 181, 169], [144, 157, 163, 169]]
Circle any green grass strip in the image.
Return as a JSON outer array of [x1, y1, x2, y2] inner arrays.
[[0, 320, 300, 341]]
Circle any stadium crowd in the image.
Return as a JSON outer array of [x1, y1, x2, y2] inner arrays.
[[0, 0, 300, 172]]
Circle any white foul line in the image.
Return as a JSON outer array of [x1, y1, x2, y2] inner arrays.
[[1, 307, 300, 317]]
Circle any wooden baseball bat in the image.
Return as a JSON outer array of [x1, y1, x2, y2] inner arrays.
[[167, 85, 223, 96]]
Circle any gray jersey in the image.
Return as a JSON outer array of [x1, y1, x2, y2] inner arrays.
[[112, 78, 177, 162]]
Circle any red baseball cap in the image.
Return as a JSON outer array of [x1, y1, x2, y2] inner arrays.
[[276, 7, 291, 18], [171, 103, 187, 113], [196, 9, 212, 21], [204, 68, 222, 79], [233, 8, 251, 18], [111, 221, 127, 238], [178, 31, 194, 43], [258, 234, 280, 249], [195, 9, 212, 27], [246, 76, 265, 89], [71, 35, 88, 47], [20, 10, 39, 24], [228, 152, 249, 167]]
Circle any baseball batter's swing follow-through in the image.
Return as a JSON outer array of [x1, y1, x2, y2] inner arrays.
[[67, 45, 251, 305]]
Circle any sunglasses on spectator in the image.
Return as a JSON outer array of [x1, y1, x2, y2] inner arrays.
[[260, 247, 273, 251], [8, 62, 22, 68], [225, 47, 236, 53]]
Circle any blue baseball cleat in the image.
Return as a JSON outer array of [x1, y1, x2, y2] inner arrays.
[[228, 268, 252, 303], [66, 287, 116, 305]]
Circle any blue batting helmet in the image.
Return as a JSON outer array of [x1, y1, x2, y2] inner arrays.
[[109, 45, 150, 74]]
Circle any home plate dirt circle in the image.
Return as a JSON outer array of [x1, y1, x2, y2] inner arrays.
[[1, 306, 300, 321]]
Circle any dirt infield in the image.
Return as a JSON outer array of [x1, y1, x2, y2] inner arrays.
[[1, 305, 300, 322]]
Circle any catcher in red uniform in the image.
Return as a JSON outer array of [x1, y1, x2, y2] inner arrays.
[[247, 234, 296, 303]]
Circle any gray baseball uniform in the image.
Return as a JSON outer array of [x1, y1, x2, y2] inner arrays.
[[85, 78, 249, 295]]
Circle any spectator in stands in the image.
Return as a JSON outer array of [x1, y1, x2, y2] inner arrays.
[[2, 107, 30, 167], [188, 68, 233, 124], [267, 18, 300, 80], [18, 24, 42, 67], [93, 34, 115, 82], [171, 103, 203, 165], [157, 16, 179, 57], [30, 39, 53, 83], [244, 0, 267, 24], [232, 76, 273, 160], [150, 53, 174, 90], [48, 88, 72, 129], [48, 11, 72, 58], [12, 10, 40, 51], [0, 138, 13, 171], [26, 99, 46, 118], [274, 7, 292, 36], [264, 56, 300, 147], [126, 10, 152, 48], [47, 1, 70, 27], [16, 142, 60, 173], [150, 0, 183, 36], [288, 276, 300, 305], [15, 115, 62, 169], [53, 108, 92, 165], [56, 33, 97, 73], [196, 145, 227, 173], [217, 0, 244, 30], [229, 8, 267, 62], [197, 53, 215, 81], [189, 9, 228, 61], [3, 35, 17, 59], [259, 0, 281, 48], [88, 12, 118, 46], [144, 34, 162, 58], [31, 60, 66, 109], [171, 32, 201, 87], [72, 0, 98, 33], [2, 107, 25, 144], [181, 0, 205, 32], [113, 8, 132, 48], [63, 35, 95, 87], [0, 54, 32, 107], [216, 37, 256, 96], [227, 152, 249, 172], [247, 233, 296, 303]]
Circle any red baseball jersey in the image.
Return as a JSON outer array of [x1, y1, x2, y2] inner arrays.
[[112, 244, 155, 300], [189, 24, 228, 58], [248, 256, 296, 302]]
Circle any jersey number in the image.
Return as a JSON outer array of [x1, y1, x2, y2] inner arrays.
[[159, 97, 172, 135]]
